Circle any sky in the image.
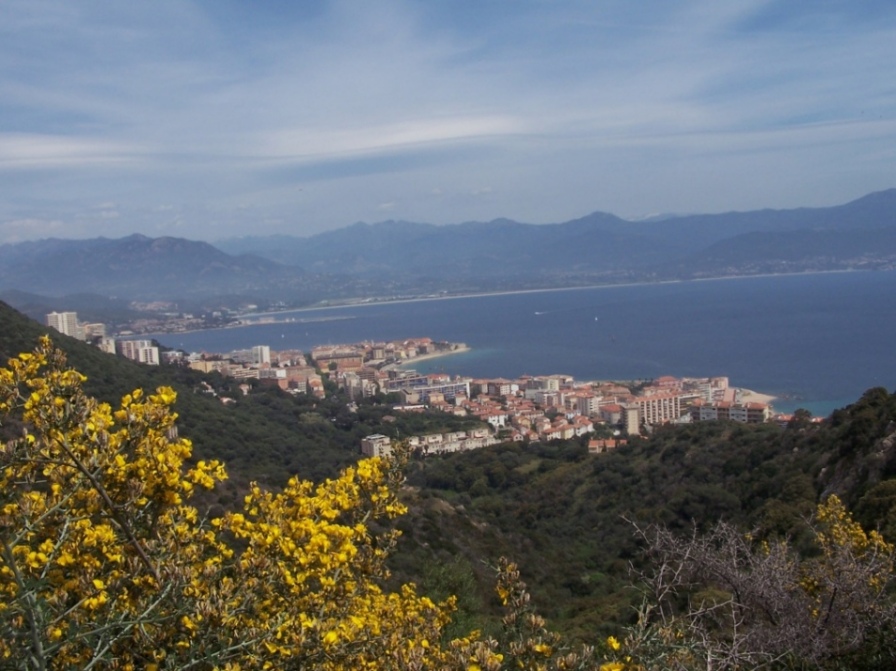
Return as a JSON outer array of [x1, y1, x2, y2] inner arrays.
[[1, 0, 895, 244]]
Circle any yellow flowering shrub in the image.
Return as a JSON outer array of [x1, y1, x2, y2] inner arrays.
[[799, 495, 895, 633], [0, 338, 452, 670], [624, 496, 896, 670], [0, 337, 666, 671]]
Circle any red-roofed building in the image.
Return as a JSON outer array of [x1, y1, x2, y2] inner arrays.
[[588, 438, 627, 454]]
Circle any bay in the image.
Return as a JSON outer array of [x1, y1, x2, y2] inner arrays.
[[154, 271, 896, 417]]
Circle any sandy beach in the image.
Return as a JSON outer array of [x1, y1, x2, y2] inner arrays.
[[385, 345, 471, 370], [736, 388, 777, 405]]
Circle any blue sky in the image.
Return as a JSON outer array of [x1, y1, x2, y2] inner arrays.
[[1, 0, 894, 243]]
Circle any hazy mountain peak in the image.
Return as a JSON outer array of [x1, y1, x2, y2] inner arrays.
[[2, 190, 895, 303]]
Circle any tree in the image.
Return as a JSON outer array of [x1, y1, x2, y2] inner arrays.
[[623, 496, 896, 670]]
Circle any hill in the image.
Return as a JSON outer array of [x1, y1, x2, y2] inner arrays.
[[218, 188, 896, 284], [2, 191, 895, 309], [0, 234, 308, 301], [397, 392, 896, 638], [3, 300, 896, 642], [0, 301, 478, 490]]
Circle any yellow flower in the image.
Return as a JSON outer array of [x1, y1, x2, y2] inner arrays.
[[1, 341, 459, 669], [607, 635, 621, 651]]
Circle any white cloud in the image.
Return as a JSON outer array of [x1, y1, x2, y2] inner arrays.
[[0, 134, 140, 169], [0, 217, 65, 242], [0, 0, 893, 241], [260, 115, 526, 160]]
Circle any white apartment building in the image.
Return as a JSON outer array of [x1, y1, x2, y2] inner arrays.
[[361, 434, 392, 458], [631, 392, 683, 426], [690, 400, 771, 424], [576, 394, 602, 416], [117, 339, 160, 366], [46, 311, 79, 337], [251, 345, 271, 365]]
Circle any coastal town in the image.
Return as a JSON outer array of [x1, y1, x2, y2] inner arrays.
[[47, 310, 793, 458], [184, 338, 783, 457]]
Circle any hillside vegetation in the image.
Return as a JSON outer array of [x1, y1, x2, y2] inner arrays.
[[396, 397, 896, 639], [3, 302, 896, 668], [0, 301, 481, 492]]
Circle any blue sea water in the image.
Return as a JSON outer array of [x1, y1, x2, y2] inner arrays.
[[155, 271, 896, 417]]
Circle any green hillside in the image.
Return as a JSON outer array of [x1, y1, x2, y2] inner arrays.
[[395, 391, 896, 639], [4, 299, 896, 659], [0, 301, 479, 492]]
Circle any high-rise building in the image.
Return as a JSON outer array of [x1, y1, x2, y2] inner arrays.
[[630, 392, 684, 426], [46, 311, 79, 337], [117, 339, 160, 366], [361, 434, 392, 458], [81, 323, 107, 340], [251, 345, 271, 365]]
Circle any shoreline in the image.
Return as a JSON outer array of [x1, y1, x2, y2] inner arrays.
[[736, 388, 777, 406], [141, 269, 876, 338], [382, 345, 472, 371], [242, 269, 867, 320]]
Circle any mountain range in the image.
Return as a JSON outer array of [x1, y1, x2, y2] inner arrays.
[[2, 189, 895, 312]]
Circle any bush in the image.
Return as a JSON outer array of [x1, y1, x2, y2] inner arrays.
[[0, 338, 449, 669]]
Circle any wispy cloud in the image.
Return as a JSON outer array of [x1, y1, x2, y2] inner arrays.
[[0, 0, 894, 241]]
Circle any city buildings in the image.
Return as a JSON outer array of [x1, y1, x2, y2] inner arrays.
[[117, 339, 160, 366], [690, 399, 771, 424], [46, 311, 80, 337], [77, 326, 778, 449], [360, 434, 393, 458], [383, 370, 472, 404]]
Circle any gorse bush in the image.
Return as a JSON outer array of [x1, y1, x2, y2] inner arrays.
[[623, 496, 896, 670], [0, 338, 598, 670], [0, 337, 451, 669]]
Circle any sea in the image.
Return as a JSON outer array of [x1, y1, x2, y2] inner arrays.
[[153, 271, 896, 418]]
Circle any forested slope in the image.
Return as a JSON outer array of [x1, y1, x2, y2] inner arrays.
[[400, 392, 896, 638], [0, 301, 480, 491], [4, 299, 896, 645]]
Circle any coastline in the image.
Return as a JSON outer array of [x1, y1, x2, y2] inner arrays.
[[388, 353, 778, 408], [383, 345, 472, 371], [143, 269, 875, 338], [242, 269, 867, 320], [736, 388, 777, 405], [131, 269, 896, 418]]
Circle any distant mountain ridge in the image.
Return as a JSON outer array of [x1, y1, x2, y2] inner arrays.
[[1, 189, 895, 306], [0, 233, 305, 301], [217, 189, 896, 278]]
